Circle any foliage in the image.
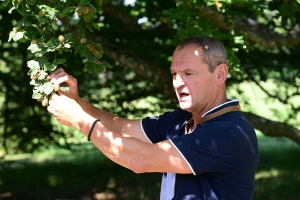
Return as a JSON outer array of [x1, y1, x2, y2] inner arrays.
[[0, 0, 300, 154], [5, 0, 110, 106]]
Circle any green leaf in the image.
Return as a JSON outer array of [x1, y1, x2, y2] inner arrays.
[[64, 43, 72, 48], [82, 4, 96, 22], [27, 60, 40, 69], [60, 83, 69, 92], [50, 37, 59, 45], [37, 17, 48, 25], [101, 60, 111, 69], [44, 62, 57, 72], [62, 7, 75, 16], [30, 79, 43, 86], [8, 6, 16, 14], [37, 57, 51, 71], [27, 68, 35, 76], [34, 82, 47, 92], [64, 33, 72, 42], [38, 71, 48, 80], [27, 43, 42, 53], [23, 18, 33, 27], [49, 64, 58, 72], [53, 58, 66, 65], [92, 22, 100, 31], [15, 19, 25, 28], [1, 0, 11, 7], [13, 31, 24, 41], [69, 11, 81, 25], [32, 92, 43, 100], [43, 82, 54, 95], [8, 31, 15, 42], [27, 0, 36, 5], [79, 0, 89, 6], [85, 22, 94, 32], [84, 62, 104, 73], [17, 3, 27, 16]]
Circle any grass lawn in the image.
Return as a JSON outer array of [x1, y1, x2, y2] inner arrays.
[[254, 132, 300, 200], [0, 132, 299, 200]]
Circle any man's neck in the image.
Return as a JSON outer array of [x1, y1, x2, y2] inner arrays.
[[190, 96, 228, 130]]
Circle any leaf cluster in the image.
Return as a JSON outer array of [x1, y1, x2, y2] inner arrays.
[[5, 0, 110, 106]]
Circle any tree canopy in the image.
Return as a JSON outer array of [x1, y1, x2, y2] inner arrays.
[[0, 0, 300, 154]]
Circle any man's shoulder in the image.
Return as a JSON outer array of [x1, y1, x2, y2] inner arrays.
[[145, 109, 191, 121]]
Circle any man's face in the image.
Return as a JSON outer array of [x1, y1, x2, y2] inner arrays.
[[170, 45, 218, 114]]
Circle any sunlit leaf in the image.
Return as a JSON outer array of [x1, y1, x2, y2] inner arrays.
[[30, 79, 43, 86], [27, 60, 40, 69], [43, 82, 54, 95], [27, 43, 42, 53], [32, 92, 43, 100], [38, 71, 48, 80], [13, 31, 24, 41], [64, 43, 72, 48]]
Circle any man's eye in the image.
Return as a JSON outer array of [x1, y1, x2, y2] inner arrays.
[[186, 72, 192, 76]]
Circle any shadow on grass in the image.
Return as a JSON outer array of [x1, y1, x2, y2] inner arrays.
[[0, 150, 161, 200], [1, 138, 300, 200]]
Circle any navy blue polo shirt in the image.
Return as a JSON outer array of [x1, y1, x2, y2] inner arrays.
[[141, 99, 259, 200]]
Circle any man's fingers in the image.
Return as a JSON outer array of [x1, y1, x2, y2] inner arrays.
[[47, 68, 73, 85], [47, 103, 55, 116], [49, 92, 58, 100], [46, 68, 64, 80]]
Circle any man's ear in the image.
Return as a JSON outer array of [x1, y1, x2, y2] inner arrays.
[[215, 64, 228, 85]]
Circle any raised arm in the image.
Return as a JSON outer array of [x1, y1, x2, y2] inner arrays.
[[47, 68, 148, 142], [47, 92, 192, 174], [47, 69, 192, 174]]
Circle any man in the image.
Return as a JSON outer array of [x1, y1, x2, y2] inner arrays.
[[47, 35, 259, 199]]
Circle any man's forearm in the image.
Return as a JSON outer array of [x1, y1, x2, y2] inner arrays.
[[77, 98, 125, 133]]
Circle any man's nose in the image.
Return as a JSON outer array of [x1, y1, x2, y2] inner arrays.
[[173, 74, 185, 88]]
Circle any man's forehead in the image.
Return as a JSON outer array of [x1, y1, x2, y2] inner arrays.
[[173, 45, 203, 58]]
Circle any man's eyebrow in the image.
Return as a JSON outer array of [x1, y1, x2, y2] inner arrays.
[[170, 68, 195, 72]]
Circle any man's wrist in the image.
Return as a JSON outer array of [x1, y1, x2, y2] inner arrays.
[[87, 119, 101, 141]]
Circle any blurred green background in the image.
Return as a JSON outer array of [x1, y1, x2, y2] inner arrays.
[[1, 0, 300, 199]]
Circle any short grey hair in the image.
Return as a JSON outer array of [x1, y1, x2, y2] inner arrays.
[[176, 35, 228, 73]]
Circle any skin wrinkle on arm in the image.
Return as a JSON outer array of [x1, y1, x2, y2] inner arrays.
[[86, 121, 192, 174]]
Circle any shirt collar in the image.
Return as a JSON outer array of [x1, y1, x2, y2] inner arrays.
[[202, 98, 239, 117]]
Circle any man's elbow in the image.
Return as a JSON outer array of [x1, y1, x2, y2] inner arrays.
[[127, 162, 149, 174]]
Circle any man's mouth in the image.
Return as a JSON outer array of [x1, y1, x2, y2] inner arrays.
[[178, 92, 190, 99]]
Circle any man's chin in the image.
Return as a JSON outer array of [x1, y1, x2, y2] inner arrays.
[[179, 103, 191, 111]]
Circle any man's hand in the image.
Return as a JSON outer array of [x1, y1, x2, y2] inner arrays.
[[46, 68, 92, 129], [47, 92, 91, 129], [46, 68, 80, 101]]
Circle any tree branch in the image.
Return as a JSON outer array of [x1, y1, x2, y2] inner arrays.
[[87, 33, 176, 99], [196, 5, 300, 49], [243, 111, 300, 145], [102, 3, 176, 35], [102, 3, 141, 32], [87, 32, 300, 145]]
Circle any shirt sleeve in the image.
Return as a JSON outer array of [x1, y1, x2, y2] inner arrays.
[[170, 124, 239, 175], [141, 110, 190, 144]]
